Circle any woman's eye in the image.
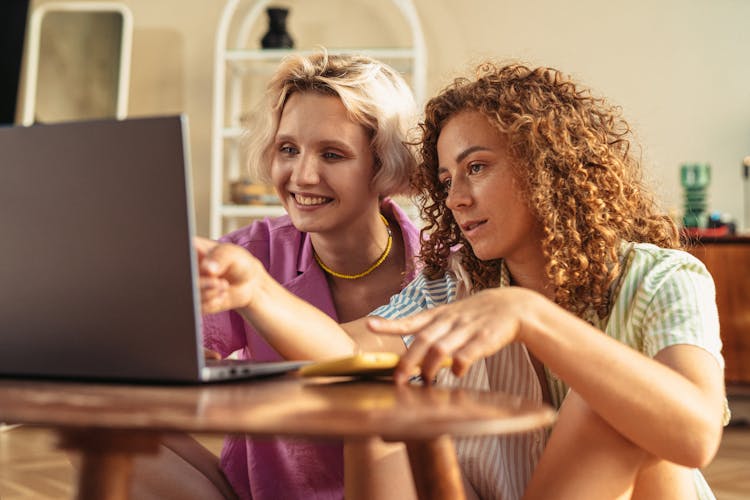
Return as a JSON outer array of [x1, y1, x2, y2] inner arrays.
[[440, 178, 452, 190], [322, 151, 344, 160], [469, 162, 484, 174], [279, 145, 299, 155]]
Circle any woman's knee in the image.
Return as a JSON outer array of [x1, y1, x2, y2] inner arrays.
[[558, 391, 646, 462], [130, 434, 236, 500], [631, 457, 697, 500], [523, 392, 647, 500]]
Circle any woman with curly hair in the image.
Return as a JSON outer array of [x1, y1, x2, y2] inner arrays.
[[365, 62, 727, 499], [199, 62, 727, 499]]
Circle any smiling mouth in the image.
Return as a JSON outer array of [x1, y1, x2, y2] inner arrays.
[[293, 193, 333, 206]]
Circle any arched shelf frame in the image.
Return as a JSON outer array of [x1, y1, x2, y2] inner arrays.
[[210, 0, 426, 238]]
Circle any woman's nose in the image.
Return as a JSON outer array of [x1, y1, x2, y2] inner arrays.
[[291, 154, 320, 185], [445, 177, 472, 210]]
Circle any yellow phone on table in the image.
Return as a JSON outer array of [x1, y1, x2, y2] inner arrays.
[[298, 352, 452, 378]]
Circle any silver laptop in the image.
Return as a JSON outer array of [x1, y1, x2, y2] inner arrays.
[[0, 115, 307, 382]]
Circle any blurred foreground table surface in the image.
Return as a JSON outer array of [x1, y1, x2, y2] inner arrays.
[[0, 375, 555, 500]]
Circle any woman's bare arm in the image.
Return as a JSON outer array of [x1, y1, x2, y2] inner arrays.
[[370, 287, 724, 467], [195, 237, 405, 360]]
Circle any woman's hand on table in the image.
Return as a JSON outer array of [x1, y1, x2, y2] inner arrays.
[[367, 287, 540, 384]]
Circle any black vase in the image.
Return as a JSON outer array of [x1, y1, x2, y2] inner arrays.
[[261, 7, 294, 49]]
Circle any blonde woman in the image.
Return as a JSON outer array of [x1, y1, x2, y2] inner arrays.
[[136, 52, 421, 500]]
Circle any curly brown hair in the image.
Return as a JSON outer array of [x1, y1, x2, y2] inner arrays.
[[415, 62, 680, 318]]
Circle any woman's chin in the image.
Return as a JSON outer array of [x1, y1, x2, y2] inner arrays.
[[468, 242, 502, 262]]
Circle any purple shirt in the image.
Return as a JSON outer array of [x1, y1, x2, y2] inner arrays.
[[202, 199, 421, 500]]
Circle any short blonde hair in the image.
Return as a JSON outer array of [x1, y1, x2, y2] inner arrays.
[[245, 51, 418, 196]]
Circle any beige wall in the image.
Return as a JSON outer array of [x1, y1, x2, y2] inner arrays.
[[29, 0, 750, 234]]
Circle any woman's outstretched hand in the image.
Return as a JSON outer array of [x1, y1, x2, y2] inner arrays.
[[367, 287, 539, 384], [194, 236, 261, 314], [203, 348, 222, 360]]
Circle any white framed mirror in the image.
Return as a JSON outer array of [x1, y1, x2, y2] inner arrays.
[[21, 1, 132, 125]]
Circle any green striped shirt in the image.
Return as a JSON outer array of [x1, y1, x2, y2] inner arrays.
[[373, 242, 724, 499], [548, 242, 722, 499]]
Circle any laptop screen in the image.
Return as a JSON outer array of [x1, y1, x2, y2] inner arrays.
[[0, 116, 207, 382]]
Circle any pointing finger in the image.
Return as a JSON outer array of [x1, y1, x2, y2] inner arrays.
[[193, 236, 218, 256]]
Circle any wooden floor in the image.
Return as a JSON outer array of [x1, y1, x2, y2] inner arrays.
[[0, 427, 224, 500], [704, 386, 750, 500], [0, 422, 748, 499]]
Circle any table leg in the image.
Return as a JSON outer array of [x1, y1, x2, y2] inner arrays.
[[58, 429, 161, 500], [405, 435, 465, 500], [344, 437, 417, 500]]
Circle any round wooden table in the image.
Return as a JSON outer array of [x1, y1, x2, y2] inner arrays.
[[0, 375, 555, 500]]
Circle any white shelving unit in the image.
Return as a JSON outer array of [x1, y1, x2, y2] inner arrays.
[[210, 0, 426, 239]]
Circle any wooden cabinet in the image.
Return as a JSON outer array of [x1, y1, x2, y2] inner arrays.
[[687, 238, 750, 384]]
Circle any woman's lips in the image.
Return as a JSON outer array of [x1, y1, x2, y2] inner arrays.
[[460, 219, 487, 237], [293, 193, 332, 206]]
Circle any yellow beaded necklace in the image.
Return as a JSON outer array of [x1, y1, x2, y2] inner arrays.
[[314, 214, 392, 280]]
